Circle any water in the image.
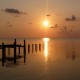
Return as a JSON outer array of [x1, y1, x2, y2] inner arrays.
[[0, 38, 80, 80]]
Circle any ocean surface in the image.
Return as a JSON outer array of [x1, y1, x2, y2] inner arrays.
[[0, 38, 80, 80]]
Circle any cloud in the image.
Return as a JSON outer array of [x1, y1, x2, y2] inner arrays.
[[65, 15, 76, 21], [6, 22, 13, 27], [49, 24, 58, 28], [59, 26, 73, 35], [28, 22, 32, 24], [7, 24, 13, 27], [1, 8, 27, 15]]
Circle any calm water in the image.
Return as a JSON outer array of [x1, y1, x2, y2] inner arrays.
[[0, 38, 80, 80]]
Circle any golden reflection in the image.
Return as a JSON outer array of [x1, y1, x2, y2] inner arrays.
[[43, 38, 49, 61]]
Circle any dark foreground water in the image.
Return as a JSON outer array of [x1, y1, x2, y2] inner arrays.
[[0, 38, 80, 80]]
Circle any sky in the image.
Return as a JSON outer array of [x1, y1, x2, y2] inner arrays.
[[0, 0, 80, 38]]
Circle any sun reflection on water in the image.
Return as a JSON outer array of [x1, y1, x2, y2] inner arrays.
[[43, 38, 49, 62]]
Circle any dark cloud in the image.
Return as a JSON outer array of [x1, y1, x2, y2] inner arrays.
[[7, 25, 13, 27], [46, 14, 51, 17], [49, 24, 58, 28], [1, 8, 27, 15], [6, 24, 13, 27], [65, 15, 76, 21], [28, 22, 32, 24]]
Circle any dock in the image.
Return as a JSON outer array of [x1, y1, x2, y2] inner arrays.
[[0, 39, 43, 67], [0, 39, 26, 66]]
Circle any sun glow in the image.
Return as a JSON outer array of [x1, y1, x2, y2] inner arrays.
[[43, 20, 49, 27]]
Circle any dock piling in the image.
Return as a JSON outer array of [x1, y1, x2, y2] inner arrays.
[[14, 41, 16, 64], [24, 40, 26, 63], [35, 44, 37, 52], [32, 44, 34, 53], [2, 43, 5, 66], [39, 44, 41, 51], [18, 46, 20, 56]]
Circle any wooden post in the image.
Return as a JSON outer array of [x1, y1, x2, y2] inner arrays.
[[35, 44, 37, 52], [14, 40, 16, 64], [32, 44, 33, 53], [18, 46, 20, 56], [15, 39, 16, 44], [24, 40, 26, 63], [2, 42, 5, 66], [28, 44, 30, 53]]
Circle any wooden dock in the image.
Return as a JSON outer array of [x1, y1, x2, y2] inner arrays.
[[0, 39, 26, 66], [0, 39, 43, 67]]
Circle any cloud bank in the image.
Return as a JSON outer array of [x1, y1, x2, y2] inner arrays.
[[1, 8, 27, 15]]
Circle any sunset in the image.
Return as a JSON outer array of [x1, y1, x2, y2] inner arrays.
[[43, 20, 49, 27], [0, 0, 80, 38], [0, 0, 80, 80]]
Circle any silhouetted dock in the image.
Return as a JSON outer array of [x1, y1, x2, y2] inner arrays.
[[0, 39, 43, 67], [0, 39, 26, 66]]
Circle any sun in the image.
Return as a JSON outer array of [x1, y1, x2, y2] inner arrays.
[[43, 20, 49, 27]]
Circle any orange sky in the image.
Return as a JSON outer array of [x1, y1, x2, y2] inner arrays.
[[0, 0, 80, 38]]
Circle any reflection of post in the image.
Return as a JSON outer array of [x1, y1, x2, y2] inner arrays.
[[39, 44, 41, 51], [32, 44, 34, 53]]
